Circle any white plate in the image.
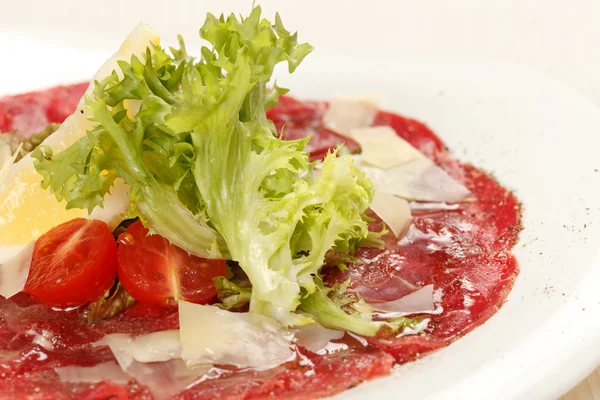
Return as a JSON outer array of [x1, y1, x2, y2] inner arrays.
[[2, 36, 600, 400]]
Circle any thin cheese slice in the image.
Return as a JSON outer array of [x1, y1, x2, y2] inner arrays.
[[54, 361, 129, 385], [369, 192, 412, 238], [350, 126, 424, 169], [355, 156, 471, 203], [94, 330, 181, 368], [0, 242, 33, 298], [95, 332, 208, 400], [293, 323, 345, 354], [347, 125, 471, 202], [354, 284, 436, 318], [323, 98, 379, 138], [125, 359, 209, 400], [179, 301, 294, 370]]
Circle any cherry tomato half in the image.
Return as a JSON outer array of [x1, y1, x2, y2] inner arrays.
[[24, 218, 118, 307], [117, 221, 226, 307]]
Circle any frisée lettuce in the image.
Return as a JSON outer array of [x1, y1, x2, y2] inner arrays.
[[33, 7, 388, 335]]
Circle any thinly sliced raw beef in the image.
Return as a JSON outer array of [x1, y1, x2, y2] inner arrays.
[[0, 83, 87, 136], [0, 85, 521, 399], [0, 296, 393, 399]]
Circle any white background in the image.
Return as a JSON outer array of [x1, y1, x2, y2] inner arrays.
[[1, 1, 599, 398], [1, 0, 600, 107]]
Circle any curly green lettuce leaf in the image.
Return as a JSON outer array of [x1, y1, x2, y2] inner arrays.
[[299, 280, 385, 337], [80, 281, 136, 324], [214, 276, 252, 310], [33, 46, 228, 259], [33, 7, 390, 335], [299, 278, 427, 336]]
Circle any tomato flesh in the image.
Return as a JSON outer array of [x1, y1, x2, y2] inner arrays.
[[23, 218, 118, 307], [117, 221, 226, 307]]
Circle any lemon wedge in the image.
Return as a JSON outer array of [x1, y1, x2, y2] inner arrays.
[[0, 23, 160, 250]]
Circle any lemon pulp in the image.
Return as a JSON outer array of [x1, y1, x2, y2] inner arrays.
[[0, 23, 160, 247]]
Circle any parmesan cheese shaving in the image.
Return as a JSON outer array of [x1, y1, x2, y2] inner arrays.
[[94, 331, 208, 400], [0, 242, 33, 298], [350, 126, 424, 169], [54, 361, 129, 384], [178, 301, 295, 370], [345, 125, 470, 202], [355, 156, 471, 203], [125, 359, 210, 400], [323, 98, 379, 138], [94, 330, 181, 368], [293, 323, 345, 354], [355, 284, 436, 318], [370, 192, 412, 238]]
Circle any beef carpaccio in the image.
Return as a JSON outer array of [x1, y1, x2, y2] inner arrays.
[[0, 84, 521, 399]]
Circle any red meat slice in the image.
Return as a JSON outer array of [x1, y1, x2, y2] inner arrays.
[[0, 86, 521, 399], [0, 82, 88, 135]]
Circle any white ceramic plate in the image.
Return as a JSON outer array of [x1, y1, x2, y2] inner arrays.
[[2, 36, 600, 399]]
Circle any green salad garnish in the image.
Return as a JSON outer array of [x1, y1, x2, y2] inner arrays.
[[33, 7, 393, 335]]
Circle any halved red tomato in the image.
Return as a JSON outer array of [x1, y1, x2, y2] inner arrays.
[[117, 220, 226, 307], [23, 218, 118, 307]]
